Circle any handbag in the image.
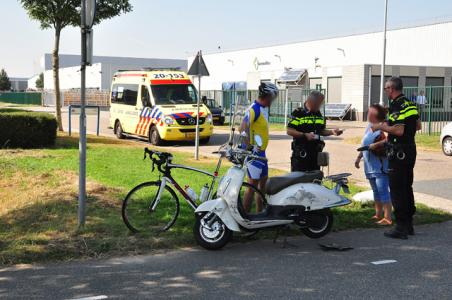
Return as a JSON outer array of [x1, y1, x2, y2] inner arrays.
[[370, 131, 386, 157]]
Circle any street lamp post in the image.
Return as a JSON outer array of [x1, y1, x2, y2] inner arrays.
[[379, 0, 389, 105], [79, 0, 96, 227]]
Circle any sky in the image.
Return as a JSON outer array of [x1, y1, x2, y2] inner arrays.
[[1, 0, 452, 77]]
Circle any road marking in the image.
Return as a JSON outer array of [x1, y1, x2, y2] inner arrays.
[[371, 260, 397, 265], [69, 296, 108, 300]]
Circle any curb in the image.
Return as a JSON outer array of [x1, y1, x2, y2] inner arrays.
[[414, 192, 452, 214]]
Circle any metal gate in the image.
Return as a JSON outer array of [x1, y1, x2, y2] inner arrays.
[[403, 86, 452, 135]]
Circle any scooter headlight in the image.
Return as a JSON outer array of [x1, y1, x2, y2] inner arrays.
[[207, 114, 213, 123], [164, 116, 174, 125]]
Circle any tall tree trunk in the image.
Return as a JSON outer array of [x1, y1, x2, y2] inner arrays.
[[53, 26, 64, 131]]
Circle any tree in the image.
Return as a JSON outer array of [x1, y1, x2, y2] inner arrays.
[[19, 0, 132, 131], [35, 73, 44, 89], [0, 69, 12, 91]]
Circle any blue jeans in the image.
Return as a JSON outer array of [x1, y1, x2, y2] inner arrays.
[[368, 174, 391, 203]]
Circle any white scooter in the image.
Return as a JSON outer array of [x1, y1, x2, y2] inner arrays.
[[193, 134, 352, 250]]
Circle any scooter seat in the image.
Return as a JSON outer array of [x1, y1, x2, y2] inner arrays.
[[265, 171, 324, 195]]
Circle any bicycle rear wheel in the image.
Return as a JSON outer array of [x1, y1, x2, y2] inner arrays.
[[122, 181, 180, 233]]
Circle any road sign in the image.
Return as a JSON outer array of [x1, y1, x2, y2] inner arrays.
[[68, 105, 101, 137], [188, 51, 210, 76]]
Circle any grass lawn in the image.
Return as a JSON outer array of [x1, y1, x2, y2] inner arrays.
[[1, 134, 450, 265], [345, 133, 441, 152]]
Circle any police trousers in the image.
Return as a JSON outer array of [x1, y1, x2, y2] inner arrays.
[[388, 159, 416, 231], [291, 151, 320, 172]]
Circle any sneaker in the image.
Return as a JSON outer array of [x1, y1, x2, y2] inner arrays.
[[384, 228, 408, 240], [408, 226, 415, 236]]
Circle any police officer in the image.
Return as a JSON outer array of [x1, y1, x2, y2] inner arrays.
[[371, 76, 421, 239], [287, 91, 343, 172]]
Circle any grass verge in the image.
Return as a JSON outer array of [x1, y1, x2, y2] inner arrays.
[[0, 134, 450, 265]]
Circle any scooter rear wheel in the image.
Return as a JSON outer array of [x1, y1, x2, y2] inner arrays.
[[194, 212, 232, 250], [300, 209, 333, 239]]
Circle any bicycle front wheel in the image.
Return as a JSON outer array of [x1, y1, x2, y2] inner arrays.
[[122, 181, 180, 233]]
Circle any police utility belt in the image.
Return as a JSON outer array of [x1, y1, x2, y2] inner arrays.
[[385, 142, 415, 161], [292, 140, 325, 159]]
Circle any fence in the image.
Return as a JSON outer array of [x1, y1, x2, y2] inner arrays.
[[0, 92, 42, 105], [201, 88, 326, 125], [403, 86, 452, 135]]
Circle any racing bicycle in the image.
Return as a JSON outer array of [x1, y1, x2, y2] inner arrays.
[[121, 147, 263, 233]]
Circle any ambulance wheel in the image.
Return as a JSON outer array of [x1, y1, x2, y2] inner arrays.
[[200, 137, 210, 145], [115, 121, 125, 139], [194, 212, 232, 250], [149, 127, 164, 146], [300, 209, 333, 239]]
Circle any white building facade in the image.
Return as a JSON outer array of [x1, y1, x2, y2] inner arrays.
[[189, 21, 452, 119], [40, 54, 187, 91]]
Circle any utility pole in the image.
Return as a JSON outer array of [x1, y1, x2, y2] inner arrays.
[[379, 0, 389, 105], [187, 50, 209, 160], [195, 59, 201, 160], [79, 0, 96, 227]]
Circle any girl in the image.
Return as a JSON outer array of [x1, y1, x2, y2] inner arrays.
[[355, 104, 392, 225]]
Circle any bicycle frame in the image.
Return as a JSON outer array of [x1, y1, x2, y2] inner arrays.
[[151, 155, 225, 211]]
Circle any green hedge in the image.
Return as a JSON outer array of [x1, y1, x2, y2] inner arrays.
[[0, 109, 57, 148]]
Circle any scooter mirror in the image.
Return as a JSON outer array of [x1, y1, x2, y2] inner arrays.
[[254, 135, 263, 147]]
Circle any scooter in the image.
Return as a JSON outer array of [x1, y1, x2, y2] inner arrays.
[[193, 134, 352, 250]]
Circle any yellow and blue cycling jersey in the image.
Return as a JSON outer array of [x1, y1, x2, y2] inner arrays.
[[242, 100, 269, 180], [242, 100, 269, 150]]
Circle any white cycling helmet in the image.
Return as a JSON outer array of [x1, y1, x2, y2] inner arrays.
[[258, 82, 279, 99]]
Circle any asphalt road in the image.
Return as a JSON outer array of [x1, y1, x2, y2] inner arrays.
[[1, 221, 452, 299]]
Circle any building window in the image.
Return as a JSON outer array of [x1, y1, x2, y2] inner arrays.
[[400, 76, 418, 88], [370, 76, 391, 106], [425, 77, 445, 108], [400, 76, 419, 102]]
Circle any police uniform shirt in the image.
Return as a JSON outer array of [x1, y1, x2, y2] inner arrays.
[[288, 106, 326, 146], [387, 94, 419, 145]]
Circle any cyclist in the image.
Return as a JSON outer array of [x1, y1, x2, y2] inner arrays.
[[240, 82, 278, 213]]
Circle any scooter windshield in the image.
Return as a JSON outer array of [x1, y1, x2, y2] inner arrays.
[[225, 91, 249, 147]]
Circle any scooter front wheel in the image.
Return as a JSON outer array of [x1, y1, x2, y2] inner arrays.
[[194, 213, 232, 250], [300, 209, 333, 239]]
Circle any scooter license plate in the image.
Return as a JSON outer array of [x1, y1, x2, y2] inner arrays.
[[185, 132, 196, 139]]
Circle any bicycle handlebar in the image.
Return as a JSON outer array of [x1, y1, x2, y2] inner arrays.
[[144, 148, 173, 172], [247, 154, 268, 162], [212, 146, 267, 164]]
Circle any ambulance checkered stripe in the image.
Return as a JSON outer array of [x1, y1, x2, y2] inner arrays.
[[134, 108, 207, 136]]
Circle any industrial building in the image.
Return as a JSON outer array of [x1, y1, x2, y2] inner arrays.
[[9, 77, 28, 91], [36, 53, 187, 91], [189, 21, 452, 120]]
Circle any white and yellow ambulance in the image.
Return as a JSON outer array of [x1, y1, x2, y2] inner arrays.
[[109, 69, 213, 145]]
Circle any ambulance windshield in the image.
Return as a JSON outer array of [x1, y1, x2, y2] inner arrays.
[[151, 84, 198, 105]]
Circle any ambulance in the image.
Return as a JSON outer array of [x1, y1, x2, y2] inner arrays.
[[109, 69, 213, 145]]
